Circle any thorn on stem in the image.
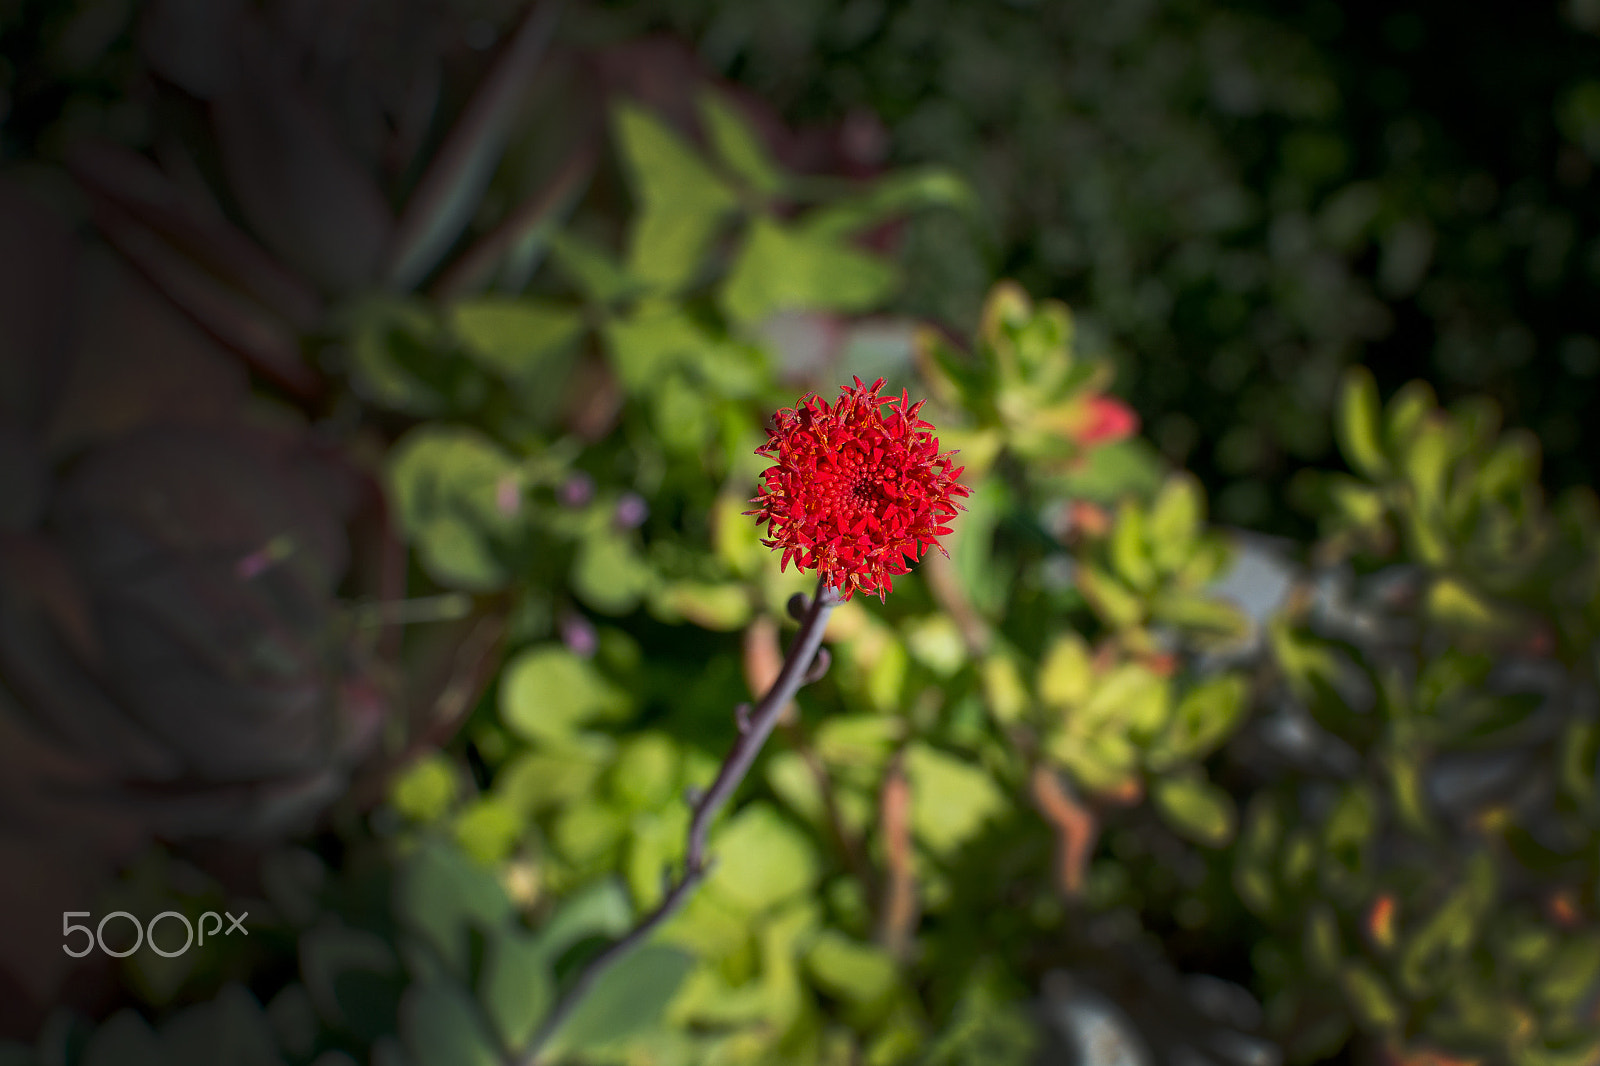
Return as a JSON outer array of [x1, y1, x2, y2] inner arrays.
[[735, 702, 752, 733], [802, 647, 832, 685], [786, 592, 810, 621], [684, 785, 703, 808]]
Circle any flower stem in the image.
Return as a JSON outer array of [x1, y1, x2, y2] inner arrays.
[[511, 576, 841, 1066]]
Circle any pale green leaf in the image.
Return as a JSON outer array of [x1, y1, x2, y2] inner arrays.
[[1036, 633, 1093, 710], [1146, 473, 1204, 573], [391, 754, 459, 823], [449, 297, 583, 384], [803, 931, 898, 1006], [612, 102, 740, 292], [697, 89, 785, 197], [1109, 500, 1156, 592], [498, 645, 630, 743], [905, 742, 1009, 856], [720, 216, 897, 326], [705, 803, 820, 912]]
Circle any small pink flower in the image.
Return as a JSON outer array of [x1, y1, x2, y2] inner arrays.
[[745, 377, 970, 603]]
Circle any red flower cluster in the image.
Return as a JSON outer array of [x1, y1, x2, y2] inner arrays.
[[746, 377, 970, 602]]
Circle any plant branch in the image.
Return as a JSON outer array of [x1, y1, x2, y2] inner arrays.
[[511, 575, 842, 1066]]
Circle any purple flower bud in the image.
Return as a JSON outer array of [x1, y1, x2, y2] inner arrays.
[[560, 612, 598, 659], [614, 491, 649, 531], [559, 472, 594, 508]]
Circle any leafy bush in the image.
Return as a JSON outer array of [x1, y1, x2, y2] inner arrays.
[[2, 4, 1598, 1066]]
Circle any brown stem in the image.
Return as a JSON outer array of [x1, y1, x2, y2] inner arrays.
[[876, 749, 918, 959], [511, 576, 842, 1066]]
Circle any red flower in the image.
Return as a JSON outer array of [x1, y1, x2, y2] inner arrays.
[[1077, 395, 1139, 446], [746, 377, 970, 602]]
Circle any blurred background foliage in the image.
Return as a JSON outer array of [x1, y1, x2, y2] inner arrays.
[[581, 0, 1600, 536], [0, 1, 1598, 1066]]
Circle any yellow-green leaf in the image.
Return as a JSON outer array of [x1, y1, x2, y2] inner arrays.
[[1036, 633, 1093, 710], [1337, 366, 1389, 479], [1153, 773, 1236, 846], [697, 89, 785, 197]]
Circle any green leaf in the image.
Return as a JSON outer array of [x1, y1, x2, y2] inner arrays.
[[697, 89, 785, 197], [347, 297, 451, 416], [803, 931, 898, 1007], [705, 803, 820, 912], [1047, 438, 1165, 502], [1385, 380, 1436, 452], [803, 168, 976, 241], [572, 531, 655, 615], [1036, 633, 1093, 710], [452, 800, 524, 865], [1425, 577, 1496, 631], [478, 928, 552, 1050], [497, 738, 613, 814], [498, 645, 630, 743], [980, 652, 1031, 724], [449, 297, 583, 385], [1340, 964, 1400, 1031], [1073, 564, 1144, 629], [601, 300, 707, 392], [904, 742, 1010, 856], [766, 750, 827, 825], [391, 753, 459, 823], [1148, 674, 1249, 770], [1401, 418, 1453, 515], [1108, 500, 1157, 592], [1399, 851, 1496, 995], [1152, 773, 1237, 846], [720, 216, 897, 326], [1337, 367, 1389, 479], [551, 803, 629, 866], [1532, 935, 1600, 1013], [1076, 662, 1169, 735], [815, 715, 903, 771], [548, 231, 636, 306], [903, 614, 967, 677], [650, 372, 715, 453], [612, 102, 740, 292], [865, 637, 909, 714], [1149, 592, 1250, 641], [399, 982, 499, 1066], [1146, 473, 1204, 573], [394, 837, 514, 979], [609, 733, 681, 812], [649, 580, 753, 630], [387, 425, 520, 591], [298, 925, 402, 1041], [537, 945, 694, 1060], [534, 879, 633, 965]]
